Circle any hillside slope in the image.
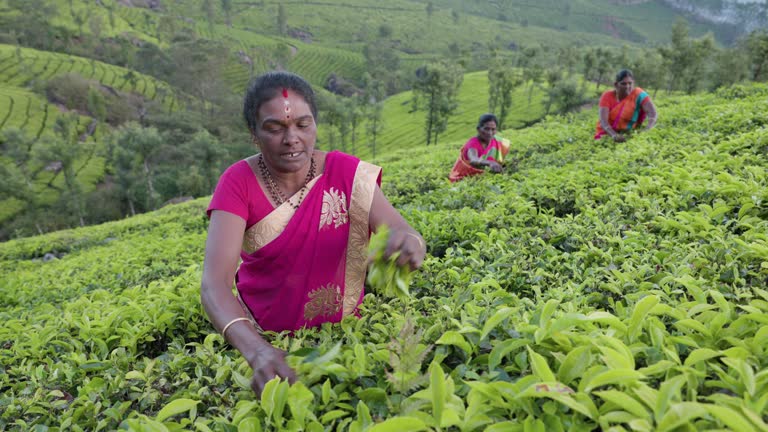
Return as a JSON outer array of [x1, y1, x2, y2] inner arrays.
[[1, 83, 766, 430]]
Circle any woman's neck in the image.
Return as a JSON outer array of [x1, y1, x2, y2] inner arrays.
[[261, 153, 314, 197]]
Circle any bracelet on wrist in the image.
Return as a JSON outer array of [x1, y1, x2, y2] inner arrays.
[[221, 317, 252, 340], [406, 232, 424, 249]]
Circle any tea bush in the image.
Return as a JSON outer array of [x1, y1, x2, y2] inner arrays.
[[1, 84, 767, 430]]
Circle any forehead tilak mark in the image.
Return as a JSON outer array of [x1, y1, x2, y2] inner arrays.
[[282, 88, 291, 119]]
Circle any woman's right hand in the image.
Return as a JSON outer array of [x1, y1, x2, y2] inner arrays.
[[246, 342, 297, 396], [488, 161, 503, 173], [613, 134, 626, 143]]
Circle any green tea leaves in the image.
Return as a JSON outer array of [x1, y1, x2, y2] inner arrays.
[[367, 226, 413, 301]]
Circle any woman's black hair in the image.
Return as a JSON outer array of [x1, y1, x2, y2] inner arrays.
[[615, 69, 634, 83], [477, 113, 498, 129], [243, 71, 318, 134]]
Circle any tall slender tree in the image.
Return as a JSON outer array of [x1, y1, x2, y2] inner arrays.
[[488, 57, 521, 130], [362, 74, 385, 160], [35, 114, 94, 226], [201, 0, 216, 34], [277, 4, 287, 35], [109, 123, 164, 214], [221, 0, 233, 27], [412, 61, 464, 146], [741, 30, 768, 81], [658, 19, 713, 94]]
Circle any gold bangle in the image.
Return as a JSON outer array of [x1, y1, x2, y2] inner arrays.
[[406, 232, 424, 249], [221, 317, 252, 339]]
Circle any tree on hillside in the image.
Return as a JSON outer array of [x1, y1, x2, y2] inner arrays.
[[87, 87, 108, 123], [277, 4, 287, 36], [6, 0, 58, 50], [221, 0, 233, 27], [741, 30, 768, 81], [362, 75, 385, 160], [181, 129, 227, 195], [346, 97, 364, 155], [709, 48, 749, 90], [156, 15, 178, 41], [109, 123, 164, 214], [658, 19, 714, 94], [558, 45, 578, 77], [318, 93, 342, 151], [593, 48, 615, 91], [488, 57, 522, 131], [543, 69, 563, 115], [169, 39, 231, 115], [412, 61, 464, 146], [518, 47, 544, 105], [364, 27, 403, 95], [202, 0, 216, 34], [0, 128, 43, 233], [582, 49, 596, 91], [629, 49, 666, 97], [35, 115, 95, 227], [548, 78, 586, 115]]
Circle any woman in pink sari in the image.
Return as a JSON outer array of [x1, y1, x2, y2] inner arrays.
[[449, 113, 510, 182], [201, 72, 426, 395]]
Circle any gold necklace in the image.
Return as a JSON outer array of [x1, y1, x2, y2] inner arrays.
[[258, 155, 316, 209]]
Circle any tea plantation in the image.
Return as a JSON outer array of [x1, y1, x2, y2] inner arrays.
[[1, 84, 767, 430]]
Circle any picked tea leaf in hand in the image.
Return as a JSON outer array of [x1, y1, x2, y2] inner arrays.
[[367, 225, 412, 301]]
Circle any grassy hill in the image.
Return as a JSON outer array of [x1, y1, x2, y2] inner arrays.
[[354, 70, 555, 162], [1, 83, 767, 429]]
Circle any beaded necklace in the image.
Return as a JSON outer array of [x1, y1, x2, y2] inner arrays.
[[258, 154, 316, 210]]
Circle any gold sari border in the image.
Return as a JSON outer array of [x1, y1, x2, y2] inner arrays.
[[342, 161, 381, 317], [242, 175, 322, 254]]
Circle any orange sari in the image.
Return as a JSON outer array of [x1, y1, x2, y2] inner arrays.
[[594, 87, 650, 139]]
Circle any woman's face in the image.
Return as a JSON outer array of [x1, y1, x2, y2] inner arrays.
[[253, 89, 317, 174], [615, 76, 634, 98], [477, 120, 497, 144]]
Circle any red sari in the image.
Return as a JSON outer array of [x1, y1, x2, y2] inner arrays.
[[207, 151, 381, 332]]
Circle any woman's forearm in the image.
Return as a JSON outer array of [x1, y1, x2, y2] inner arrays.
[[600, 118, 618, 138], [200, 280, 270, 363], [644, 102, 658, 130], [599, 107, 618, 138]]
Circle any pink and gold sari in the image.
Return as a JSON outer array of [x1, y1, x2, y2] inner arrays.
[[448, 136, 510, 183], [236, 152, 381, 332]]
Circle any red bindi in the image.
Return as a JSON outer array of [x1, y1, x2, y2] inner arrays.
[[282, 88, 289, 98]]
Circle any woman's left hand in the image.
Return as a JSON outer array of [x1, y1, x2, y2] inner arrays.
[[385, 229, 426, 270]]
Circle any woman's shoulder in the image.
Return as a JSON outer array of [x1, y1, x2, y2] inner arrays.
[[223, 158, 253, 175], [599, 89, 615, 99], [599, 90, 617, 106], [463, 135, 478, 144], [323, 151, 381, 179], [216, 158, 257, 188], [325, 150, 366, 169], [463, 136, 483, 148]]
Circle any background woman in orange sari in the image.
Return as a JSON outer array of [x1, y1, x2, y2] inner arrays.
[[595, 69, 658, 142]]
